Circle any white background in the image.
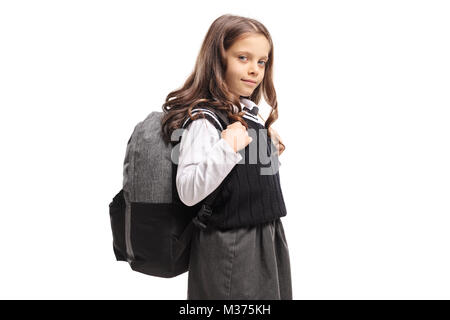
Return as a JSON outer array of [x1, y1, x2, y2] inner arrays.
[[1, 0, 449, 299]]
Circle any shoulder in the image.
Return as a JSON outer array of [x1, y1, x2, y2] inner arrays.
[[178, 116, 221, 153], [181, 116, 221, 143]]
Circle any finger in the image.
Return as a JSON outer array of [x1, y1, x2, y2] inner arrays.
[[279, 144, 285, 155]]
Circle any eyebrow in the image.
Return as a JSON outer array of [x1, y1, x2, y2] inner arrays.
[[236, 51, 269, 60]]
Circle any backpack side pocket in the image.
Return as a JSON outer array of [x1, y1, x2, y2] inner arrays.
[[109, 189, 127, 261]]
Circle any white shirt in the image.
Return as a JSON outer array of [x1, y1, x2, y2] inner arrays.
[[176, 98, 269, 207]]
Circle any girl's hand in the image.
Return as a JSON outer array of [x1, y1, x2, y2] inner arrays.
[[269, 127, 285, 156], [221, 121, 253, 153]]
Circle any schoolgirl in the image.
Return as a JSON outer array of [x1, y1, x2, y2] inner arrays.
[[160, 14, 292, 300]]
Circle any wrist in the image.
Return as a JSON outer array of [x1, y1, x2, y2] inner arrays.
[[221, 137, 237, 153]]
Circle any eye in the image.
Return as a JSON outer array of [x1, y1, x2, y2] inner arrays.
[[239, 56, 267, 66]]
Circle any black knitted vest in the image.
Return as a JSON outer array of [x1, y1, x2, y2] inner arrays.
[[172, 108, 287, 230]]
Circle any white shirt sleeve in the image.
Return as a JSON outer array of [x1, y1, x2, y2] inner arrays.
[[176, 118, 243, 207]]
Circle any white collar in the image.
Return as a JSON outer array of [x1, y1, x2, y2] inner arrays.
[[236, 97, 265, 126], [212, 97, 264, 125], [233, 97, 258, 113]]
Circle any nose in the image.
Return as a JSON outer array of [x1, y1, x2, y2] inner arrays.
[[248, 62, 259, 76]]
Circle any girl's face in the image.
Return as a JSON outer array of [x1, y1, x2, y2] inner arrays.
[[224, 34, 270, 100]]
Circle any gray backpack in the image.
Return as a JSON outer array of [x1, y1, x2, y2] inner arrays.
[[108, 107, 229, 278]]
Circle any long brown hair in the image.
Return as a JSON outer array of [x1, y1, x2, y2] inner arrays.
[[160, 14, 281, 146]]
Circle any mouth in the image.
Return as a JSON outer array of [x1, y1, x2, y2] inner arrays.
[[242, 79, 257, 85]]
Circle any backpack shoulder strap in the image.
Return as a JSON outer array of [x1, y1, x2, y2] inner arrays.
[[181, 107, 229, 131], [176, 106, 231, 231]]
